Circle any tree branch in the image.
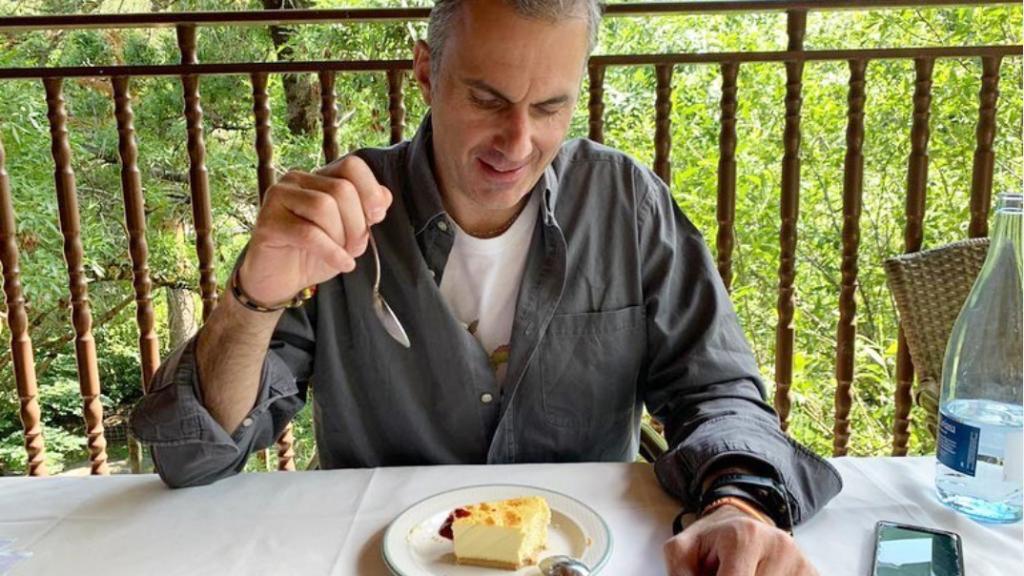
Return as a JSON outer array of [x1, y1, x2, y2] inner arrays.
[[32, 293, 137, 379]]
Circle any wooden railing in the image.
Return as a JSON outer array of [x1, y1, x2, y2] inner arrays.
[[0, 1, 1020, 476]]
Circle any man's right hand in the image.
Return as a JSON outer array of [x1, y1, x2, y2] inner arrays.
[[238, 155, 394, 306], [663, 505, 817, 576]]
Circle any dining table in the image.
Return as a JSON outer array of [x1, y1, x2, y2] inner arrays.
[[0, 456, 1020, 575]]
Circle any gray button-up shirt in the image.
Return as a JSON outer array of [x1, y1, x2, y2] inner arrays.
[[131, 115, 841, 524]]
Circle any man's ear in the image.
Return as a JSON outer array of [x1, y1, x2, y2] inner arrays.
[[412, 39, 433, 107]]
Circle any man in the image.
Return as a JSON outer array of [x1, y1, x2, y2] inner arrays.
[[132, 0, 842, 574]]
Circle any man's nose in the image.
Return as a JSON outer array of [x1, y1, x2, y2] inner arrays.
[[494, 107, 532, 162]]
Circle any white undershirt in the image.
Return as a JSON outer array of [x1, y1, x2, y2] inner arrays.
[[439, 190, 541, 386]]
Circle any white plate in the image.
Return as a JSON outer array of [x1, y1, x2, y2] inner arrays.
[[382, 484, 612, 575]]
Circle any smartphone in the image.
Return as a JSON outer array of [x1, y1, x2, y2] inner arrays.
[[870, 520, 965, 576]]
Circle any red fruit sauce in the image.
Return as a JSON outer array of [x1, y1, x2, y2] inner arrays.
[[438, 507, 471, 540]]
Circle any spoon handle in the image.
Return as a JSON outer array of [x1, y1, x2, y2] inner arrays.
[[369, 232, 382, 293]]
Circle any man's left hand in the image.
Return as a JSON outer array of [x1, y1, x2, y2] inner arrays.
[[662, 504, 818, 576]]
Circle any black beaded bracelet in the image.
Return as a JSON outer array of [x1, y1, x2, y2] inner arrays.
[[229, 267, 316, 313]]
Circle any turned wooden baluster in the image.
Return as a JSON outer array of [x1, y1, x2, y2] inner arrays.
[[833, 59, 868, 457], [273, 423, 294, 472], [249, 70, 296, 471], [44, 77, 109, 475], [891, 58, 935, 456], [716, 62, 740, 292], [387, 69, 406, 145], [588, 63, 605, 144], [176, 25, 218, 321], [0, 130, 47, 476], [319, 70, 340, 164], [251, 72, 275, 205], [653, 64, 674, 185], [112, 76, 161, 473], [774, 10, 806, 433], [968, 56, 1003, 239]]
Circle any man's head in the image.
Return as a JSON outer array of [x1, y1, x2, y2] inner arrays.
[[412, 0, 600, 231], [426, 0, 601, 80]]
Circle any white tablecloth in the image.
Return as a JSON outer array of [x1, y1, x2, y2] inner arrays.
[[0, 457, 1020, 575]]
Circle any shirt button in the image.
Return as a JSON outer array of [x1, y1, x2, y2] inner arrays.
[[241, 417, 254, 427], [480, 393, 494, 404], [437, 220, 449, 233]]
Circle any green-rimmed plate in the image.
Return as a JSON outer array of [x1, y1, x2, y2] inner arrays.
[[382, 484, 612, 575]]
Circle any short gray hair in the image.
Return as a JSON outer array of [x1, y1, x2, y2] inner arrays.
[[427, 0, 601, 77]]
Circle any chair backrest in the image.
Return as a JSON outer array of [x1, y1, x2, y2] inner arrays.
[[884, 238, 990, 437]]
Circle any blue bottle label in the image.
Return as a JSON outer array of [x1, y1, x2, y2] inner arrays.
[[938, 412, 980, 477]]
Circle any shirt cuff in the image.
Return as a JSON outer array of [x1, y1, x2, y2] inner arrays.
[[652, 416, 843, 526], [129, 336, 300, 487]]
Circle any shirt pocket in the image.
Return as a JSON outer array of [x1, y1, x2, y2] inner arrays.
[[539, 305, 646, 428]]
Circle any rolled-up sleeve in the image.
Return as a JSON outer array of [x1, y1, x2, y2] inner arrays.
[[130, 304, 314, 488], [633, 166, 841, 525]]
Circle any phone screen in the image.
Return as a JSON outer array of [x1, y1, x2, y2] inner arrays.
[[872, 521, 964, 576]]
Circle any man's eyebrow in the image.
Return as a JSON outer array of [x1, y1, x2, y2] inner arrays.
[[463, 78, 572, 108]]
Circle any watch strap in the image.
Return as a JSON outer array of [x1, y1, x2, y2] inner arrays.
[[703, 473, 794, 533]]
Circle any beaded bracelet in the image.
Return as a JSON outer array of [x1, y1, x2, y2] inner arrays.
[[700, 495, 775, 526], [229, 266, 316, 313]]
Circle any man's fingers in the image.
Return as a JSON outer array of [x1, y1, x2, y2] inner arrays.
[[262, 183, 357, 272], [316, 155, 392, 223], [269, 209, 355, 274], [283, 171, 369, 256], [334, 179, 370, 257], [274, 182, 347, 248], [663, 535, 700, 576], [377, 184, 394, 221]]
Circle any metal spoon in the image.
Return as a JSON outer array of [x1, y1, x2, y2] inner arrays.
[[539, 555, 591, 576], [368, 232, 410, 348]]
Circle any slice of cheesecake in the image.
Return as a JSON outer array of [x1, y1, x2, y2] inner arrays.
[[439, 496, 551, 570]]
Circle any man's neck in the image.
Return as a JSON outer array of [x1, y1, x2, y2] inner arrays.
[[446, 193, 531, 239]]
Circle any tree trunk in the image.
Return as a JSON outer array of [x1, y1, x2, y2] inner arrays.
[[167, 219, 198, 349], [167, 287, 198, 348], [262, 0, 319, 136]]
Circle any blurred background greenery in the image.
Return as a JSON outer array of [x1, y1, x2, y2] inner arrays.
[[0, 0, 1021, 474]]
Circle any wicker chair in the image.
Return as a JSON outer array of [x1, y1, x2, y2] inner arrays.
[[883, 238, 990, 438]]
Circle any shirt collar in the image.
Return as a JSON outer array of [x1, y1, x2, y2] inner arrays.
[[404, 113, 561, 235]]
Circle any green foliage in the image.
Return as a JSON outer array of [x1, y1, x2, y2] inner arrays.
[[0, 427, 87, 475], [0, 0, 1020, 474]]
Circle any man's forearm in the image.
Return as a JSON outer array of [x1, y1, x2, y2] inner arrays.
[[195, 286, 283, 434]]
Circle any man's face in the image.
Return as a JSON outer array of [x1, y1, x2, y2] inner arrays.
[[414, 0, 589, 217]]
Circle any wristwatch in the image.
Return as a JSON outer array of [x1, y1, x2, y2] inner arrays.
[[702, 473, 794, 533], [672, 473, 794, 535]]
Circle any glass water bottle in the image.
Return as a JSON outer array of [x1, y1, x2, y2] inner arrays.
[[935, 193, 1023, 523]]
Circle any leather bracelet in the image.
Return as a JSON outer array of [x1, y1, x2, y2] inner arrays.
[[230, 266, 316, 313], [700, 495, 774, 526]]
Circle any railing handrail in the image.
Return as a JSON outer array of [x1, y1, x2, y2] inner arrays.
[[0, 45, 1019, 80], [0, 0, 1017, 32]]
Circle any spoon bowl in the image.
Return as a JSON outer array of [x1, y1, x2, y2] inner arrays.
[[368, 233, 410, 348], [539, 555, 591, 576]]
